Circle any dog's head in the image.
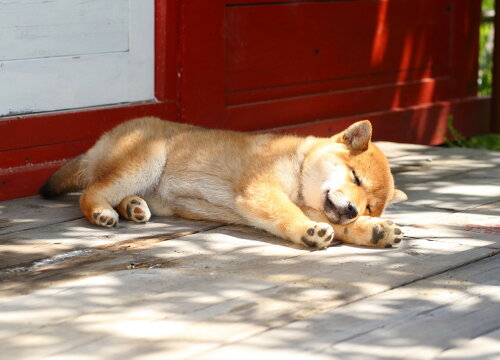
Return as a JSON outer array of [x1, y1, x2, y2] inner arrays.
[[301, 120, 407, 225]]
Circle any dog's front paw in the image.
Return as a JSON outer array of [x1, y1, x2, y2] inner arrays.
[[369, 219, 403, 248], [300, 222, 335, 250]]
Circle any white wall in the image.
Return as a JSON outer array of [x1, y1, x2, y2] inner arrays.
[[0, 0, 155, 116]]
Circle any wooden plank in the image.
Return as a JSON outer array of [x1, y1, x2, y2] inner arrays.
[[402, 177, 500, 211], [0, 269, 279, 357], [0, 210, 220, 272], [374, 141, 438, 159], [190, 255, 500, 360], [0, 194, 83, 236], [436, 327, 500, 359], [0, 0, 128, 61], [0, 223, 497, 359], [397, 210, 500, 250], [390, 150, 500, 186]]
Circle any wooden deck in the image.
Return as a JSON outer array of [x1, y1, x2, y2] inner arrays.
[[1, 142, 499, 360]]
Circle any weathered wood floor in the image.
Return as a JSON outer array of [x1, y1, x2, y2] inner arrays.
[[1, 142, 499, 360]]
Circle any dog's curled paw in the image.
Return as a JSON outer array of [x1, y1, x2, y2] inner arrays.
[[124, 197, 151, 223], [370, 219, 403, 248], [301, 222, 335, 250]]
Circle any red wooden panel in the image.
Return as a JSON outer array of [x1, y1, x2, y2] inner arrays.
[[226, 0, 310, 4], [227, 78, 449, 131], [449, 0, 482, 97], [0, 139, 94, 168], [226, 68, 446, 106], [155, 0, 178, 102], [493, 0, 500, 132], [0, 162, 64, 201], [225, 0, 452, 93], [0, 102, 173, 152], [272, 97, 491, 145], [177, 0, 226, 126]]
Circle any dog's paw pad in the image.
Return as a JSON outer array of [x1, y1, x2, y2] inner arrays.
[[370, 219, 403, 248], [301, 223, 335, 250], [370, 225, 385, 244], [92, 209, 118, 228], [123, 197, 151, 223]]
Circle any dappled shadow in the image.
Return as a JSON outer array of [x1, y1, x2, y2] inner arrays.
[[0, 192, 222, 271], [0, 222, 498, 359], [1, 143, 499, 358], [379, 143, 500, 211]]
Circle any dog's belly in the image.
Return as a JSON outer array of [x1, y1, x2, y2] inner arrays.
[[148, 172, 241, 223]]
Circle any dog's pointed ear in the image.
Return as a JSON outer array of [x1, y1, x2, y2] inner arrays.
[[338, 120, 372, 151], [390, 189, 408, 203]]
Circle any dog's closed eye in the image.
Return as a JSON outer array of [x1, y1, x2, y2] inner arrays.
[[352, 170, 362, 186]]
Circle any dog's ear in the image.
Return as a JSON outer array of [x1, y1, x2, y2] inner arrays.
[[390, 189, 408, 203], [339, 120, 372, 151]]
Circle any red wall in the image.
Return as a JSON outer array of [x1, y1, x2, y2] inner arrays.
[[0, 0, 490, 200]]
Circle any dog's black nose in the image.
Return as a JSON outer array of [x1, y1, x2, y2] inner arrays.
[[345, 202, 358, 219]]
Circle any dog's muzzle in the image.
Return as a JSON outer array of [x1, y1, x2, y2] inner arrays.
[[324, 190, 359, 224]]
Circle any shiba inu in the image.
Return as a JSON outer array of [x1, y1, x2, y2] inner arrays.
[[40, 117, 407, 249]]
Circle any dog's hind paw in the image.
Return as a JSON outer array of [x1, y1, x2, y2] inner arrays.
[[117, 196, 151, 223], [92, 209, 119, 228], [300, 222, 335, 250]]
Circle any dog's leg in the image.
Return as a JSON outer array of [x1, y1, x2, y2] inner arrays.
[[80, 165, 163, 228], [236, 184, 334, 249], [302, 207, 402, 248], [80, 183, 120, 228], [116, 196, 152, 223], [332, 216, 403, 248], [79, 143, 167, 228]]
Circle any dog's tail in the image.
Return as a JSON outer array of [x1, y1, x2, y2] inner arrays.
[[40, 153, 89, 199]]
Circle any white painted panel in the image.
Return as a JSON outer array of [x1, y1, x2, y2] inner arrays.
[[0, 0, 129, 61], [2, 54, 134, 115], [0, 0, 155, 116]]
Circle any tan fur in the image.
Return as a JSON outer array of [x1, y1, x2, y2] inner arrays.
[[41, 117, 407, 249]]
